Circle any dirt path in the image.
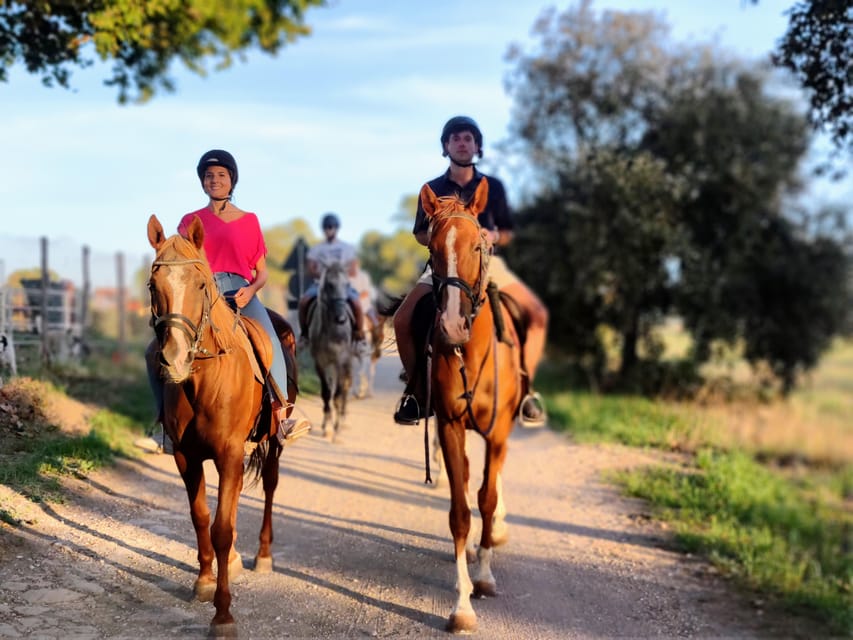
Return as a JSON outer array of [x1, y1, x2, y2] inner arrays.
[[0, 356, 815, 639]]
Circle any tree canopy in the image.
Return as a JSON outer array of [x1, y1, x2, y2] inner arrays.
[[0, 0, 324, 102], [503, 1, 851, 395], [763, 0, 852, 156]]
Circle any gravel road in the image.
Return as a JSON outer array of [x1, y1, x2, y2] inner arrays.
[[0, 355, 815, 639]]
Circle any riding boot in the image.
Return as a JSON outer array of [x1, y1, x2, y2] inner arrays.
[[393, 364, 432, 425], [349, 300, 366, 342]]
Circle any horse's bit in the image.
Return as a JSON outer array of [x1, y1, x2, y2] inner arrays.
[[149, 257, 221, 359], [424, 213, 500, 452], [429, 213, 491, 325]]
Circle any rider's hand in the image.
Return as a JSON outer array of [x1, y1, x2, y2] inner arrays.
[[233, 286, 251, 308]]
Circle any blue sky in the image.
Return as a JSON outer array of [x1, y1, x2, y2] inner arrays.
[[1, 0, 845, 286]]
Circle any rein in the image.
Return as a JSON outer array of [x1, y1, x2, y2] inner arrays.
[[421, 210, 501, 481]]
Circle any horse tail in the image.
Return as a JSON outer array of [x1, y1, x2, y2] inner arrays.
[[376, 289, 404, 317], [244, 441, 269, 488]]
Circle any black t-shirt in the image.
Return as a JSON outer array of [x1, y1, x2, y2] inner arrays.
[[412, 169, 514, 235]]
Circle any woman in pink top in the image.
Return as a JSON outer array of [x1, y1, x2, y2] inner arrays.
[[172, 149, 310, 443]]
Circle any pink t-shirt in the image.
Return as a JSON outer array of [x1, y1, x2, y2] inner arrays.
[[178, 207, 267, 282]]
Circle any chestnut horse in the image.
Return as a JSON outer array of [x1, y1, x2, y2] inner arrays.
[[146, 215, 298, 634], [421, 178, 523, 633]]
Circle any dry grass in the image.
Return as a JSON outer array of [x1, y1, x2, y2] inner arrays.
[[666, 339, 853, 468]]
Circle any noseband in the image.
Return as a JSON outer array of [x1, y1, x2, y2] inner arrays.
[[429, 213, 491, 324], [149, 257, 219, 359]]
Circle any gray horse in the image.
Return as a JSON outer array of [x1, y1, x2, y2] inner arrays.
[[308, 262, 355, 441]]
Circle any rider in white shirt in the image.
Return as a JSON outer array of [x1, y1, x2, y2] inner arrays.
[[348, 257, 379, 332], [297, 213, 365, 343]]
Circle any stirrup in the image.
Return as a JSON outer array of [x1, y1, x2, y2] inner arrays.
[[277, 416, 312, 446], [393, 394, 422, 426], [518, 392, 547, 428]]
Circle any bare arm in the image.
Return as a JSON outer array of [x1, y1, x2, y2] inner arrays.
[[234, 255, 268, 308]]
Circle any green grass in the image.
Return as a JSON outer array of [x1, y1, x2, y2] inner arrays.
[[615, 450, 851, 635], [546, 389, 697, 448], [0, 404, 143, 513], [537, 341, 853, 635], [0, 345, 151, 520]]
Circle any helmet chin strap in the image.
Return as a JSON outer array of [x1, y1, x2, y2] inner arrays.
[[450, 158, 477, 168], [209, 194, 231, 214]]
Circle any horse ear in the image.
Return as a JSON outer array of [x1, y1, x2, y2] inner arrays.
[[147, 215, 166, 250], [186, 215, 205, 249], [469, 177, 489, 216], [420, 183, 438, 218]]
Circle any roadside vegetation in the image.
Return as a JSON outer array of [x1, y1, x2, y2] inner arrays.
[[0, 343, 151, 523], [539, 339, 852, 635]]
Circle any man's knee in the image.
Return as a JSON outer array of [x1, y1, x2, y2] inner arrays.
[[530, 302, 548, 332]]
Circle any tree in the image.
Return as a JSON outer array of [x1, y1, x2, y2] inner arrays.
[[359, 229, 427, 296], [506, 151, 681, 383], [504, 2, 851, 394], [0, 0, 324, 102], [751, 0, 853, 156]]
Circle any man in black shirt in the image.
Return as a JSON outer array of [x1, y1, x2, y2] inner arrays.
[[393, 115, 549, 427]]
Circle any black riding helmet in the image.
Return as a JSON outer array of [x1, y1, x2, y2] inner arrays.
[[196, 149, 238, 195], [321, 212, 340, 229], [441, 116, 483, 158]]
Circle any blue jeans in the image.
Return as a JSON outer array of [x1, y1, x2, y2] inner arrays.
[[215, 272, 289, 403], [303, 281, 360, 304]]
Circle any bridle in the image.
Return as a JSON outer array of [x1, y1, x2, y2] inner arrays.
[[422, 208, 499, 458], [428, 212, 491, 327], [318, 265, 352, 326], [149, 256, 222, 360]]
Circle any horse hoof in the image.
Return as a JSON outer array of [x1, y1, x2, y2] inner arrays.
[[253, 555, 273, 573], [446, 611, 477, 634], [208, 620, 237, 638], [473, 580, 497, 598], [194, 579, 216, 602]]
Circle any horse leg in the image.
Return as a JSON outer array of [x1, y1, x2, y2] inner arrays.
[[176, 455, 217, 603], [209, 451, 245, 630], [367, 346, 379, 397], [472, 439, 509, 598], [491, 472, 509, 547], [339, 360, 352, 431], [254, 440, 283, 573], [353, 348, 367, 399], [316, 366, 334, 440], [440, 422, 478, 634]]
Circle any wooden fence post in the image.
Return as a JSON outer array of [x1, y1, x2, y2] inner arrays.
[[40, 236, 50, 366], [116, 252, 126, 363], [80, 246, 90, 351]]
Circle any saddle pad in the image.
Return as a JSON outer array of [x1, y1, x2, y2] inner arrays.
[[239, 316, 272, 384]]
